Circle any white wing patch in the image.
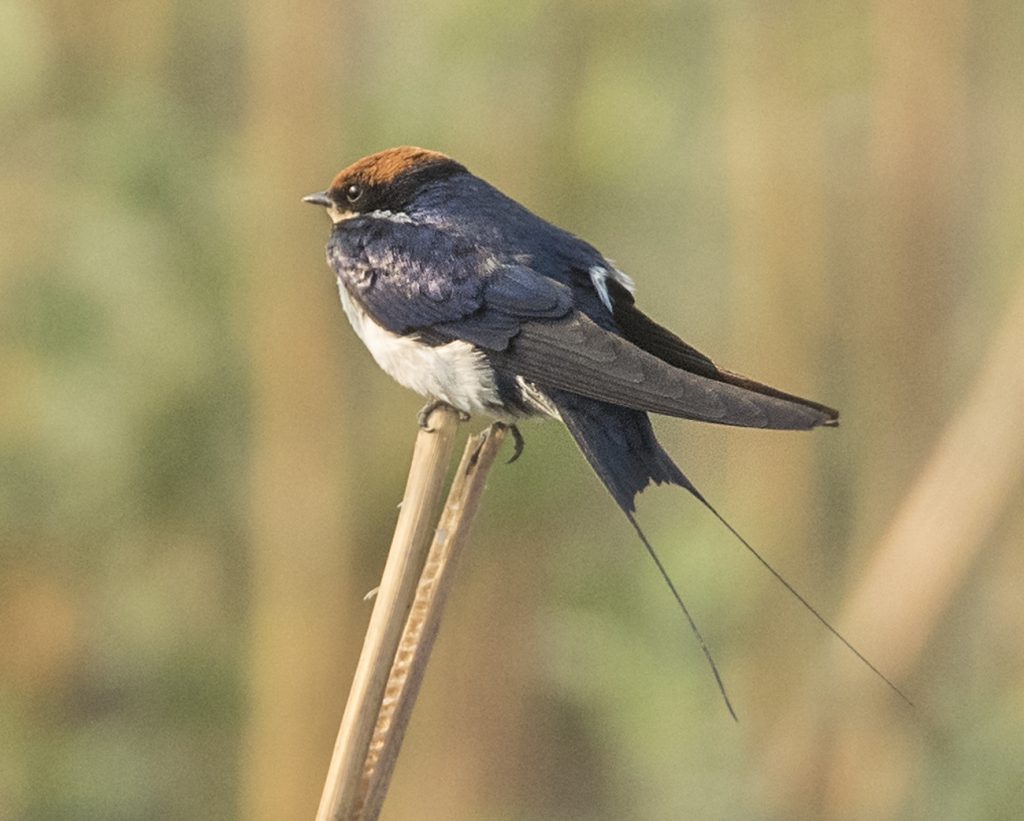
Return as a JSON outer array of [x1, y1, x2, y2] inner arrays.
[[589, 265, 636, 313], [366, 209, 414, 225], [515, 376, 562, 420]]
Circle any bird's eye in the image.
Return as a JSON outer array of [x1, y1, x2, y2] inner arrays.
[[345, 183, 364, 203]]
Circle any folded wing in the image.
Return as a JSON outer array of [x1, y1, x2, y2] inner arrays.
[[608, 285, 839, 422], [491, 312, 838, 430]]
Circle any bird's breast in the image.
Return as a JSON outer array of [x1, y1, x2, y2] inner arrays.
[[335, 280, 506, 418]]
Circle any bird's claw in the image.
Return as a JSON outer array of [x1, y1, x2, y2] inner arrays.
[[486, 422, 525, 463], [505, 424, 525, 463], [417, 400, 470, 431]]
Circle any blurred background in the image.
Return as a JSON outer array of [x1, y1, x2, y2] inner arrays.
[[2, 1, 1023, 819]]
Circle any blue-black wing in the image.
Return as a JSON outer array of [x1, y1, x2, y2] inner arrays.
[[327, 215, 572, 349], [328, 214, 836, 429], [490, 312, 838, 429]]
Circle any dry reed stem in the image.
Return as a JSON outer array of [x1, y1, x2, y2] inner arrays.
[[315, 405, 459, 821], [355, 424, 508, 821]]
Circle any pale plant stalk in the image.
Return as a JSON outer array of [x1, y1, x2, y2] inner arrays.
[[356, 424, 508, 821], [315, 405, 459, 821]]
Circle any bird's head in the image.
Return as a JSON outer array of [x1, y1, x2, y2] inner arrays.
[[303, 146, 467, 224]]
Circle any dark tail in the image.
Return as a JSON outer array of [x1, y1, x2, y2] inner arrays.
[[546, 389, 686, 514], [546, 389, 737, 718], [546, 389, 911, 717]]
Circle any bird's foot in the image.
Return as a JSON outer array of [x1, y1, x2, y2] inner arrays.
[[505, 424, 525, 463], [417, 400, 470, 431], [486, 422, 525, 463]]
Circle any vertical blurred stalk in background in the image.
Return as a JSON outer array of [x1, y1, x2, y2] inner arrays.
[[240, 3, 356, 819], [720, 4, 831, 644]]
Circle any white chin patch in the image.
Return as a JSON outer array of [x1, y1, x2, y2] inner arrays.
[[330, 207, 415, 226], [589, 265, 636, 313]]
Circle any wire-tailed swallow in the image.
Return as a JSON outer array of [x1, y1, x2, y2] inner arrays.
[[305, 147, 906, 717]]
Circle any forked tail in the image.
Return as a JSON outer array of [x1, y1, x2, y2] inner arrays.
[[546, 389, 911, 718]]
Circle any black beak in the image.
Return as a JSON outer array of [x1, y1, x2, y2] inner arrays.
[[303, 191, 333, 207]]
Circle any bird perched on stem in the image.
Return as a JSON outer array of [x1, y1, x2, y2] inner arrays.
[[305, 147, 907, 718]]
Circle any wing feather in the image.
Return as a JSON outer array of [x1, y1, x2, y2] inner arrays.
[[609, 286, 838, 420], [329, 218, 837, 429], [492, 313, 837, 430]]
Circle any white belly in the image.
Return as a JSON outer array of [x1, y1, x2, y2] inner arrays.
[[337, 281, 503, 417]]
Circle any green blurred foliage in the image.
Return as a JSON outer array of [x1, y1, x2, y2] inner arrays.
[[2, 1, 1023, 820]]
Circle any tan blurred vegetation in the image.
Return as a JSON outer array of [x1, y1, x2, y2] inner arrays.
[[2, 2, 1023, 819]]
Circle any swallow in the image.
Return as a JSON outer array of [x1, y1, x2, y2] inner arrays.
[[305, 147, 906, 716]]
